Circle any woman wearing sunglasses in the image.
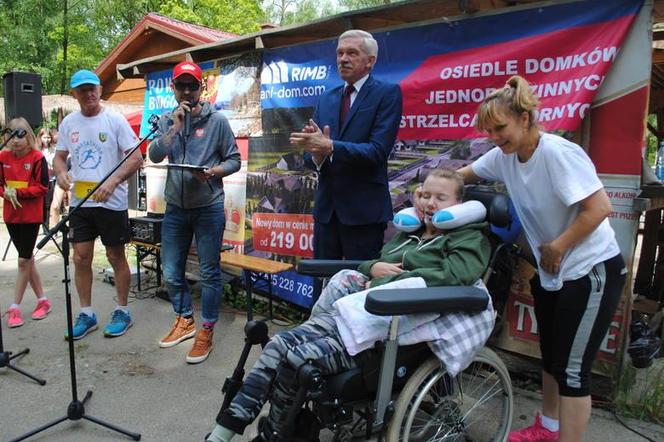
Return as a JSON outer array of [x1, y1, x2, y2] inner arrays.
[[1, 117, 52, 328]]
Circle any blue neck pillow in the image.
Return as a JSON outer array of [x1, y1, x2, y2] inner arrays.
[[393, 200, 487, 233]]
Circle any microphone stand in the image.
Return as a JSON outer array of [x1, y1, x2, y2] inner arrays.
[[0, 307, 47, 385], [1, 128, 25, 145], [0, 129, 47, 386], [10, 114, 161, 442]]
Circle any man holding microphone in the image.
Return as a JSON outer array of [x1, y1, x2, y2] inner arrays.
[[149, 61, 240, 364]]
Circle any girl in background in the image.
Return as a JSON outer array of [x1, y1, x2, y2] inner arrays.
[[1, 117, 51, 327], [47, 128, 68, 228]]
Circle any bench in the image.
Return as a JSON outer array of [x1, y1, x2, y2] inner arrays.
[[220, 252, 294, 321], [129, 240, 162, 291]]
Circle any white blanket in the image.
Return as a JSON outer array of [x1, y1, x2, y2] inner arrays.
[[333, 277, 495, 376], [333, 277, 433, 355]]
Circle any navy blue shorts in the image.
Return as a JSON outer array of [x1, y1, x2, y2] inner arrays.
[[69, 207, 130, 246]]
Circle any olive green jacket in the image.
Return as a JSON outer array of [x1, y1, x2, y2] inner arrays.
[[357, 223, 491, 288]]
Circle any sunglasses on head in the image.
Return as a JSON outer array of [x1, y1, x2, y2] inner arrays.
[[173, 81, 201, 91]]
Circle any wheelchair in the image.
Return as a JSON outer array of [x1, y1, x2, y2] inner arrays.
[[217, 186, 518, 442]]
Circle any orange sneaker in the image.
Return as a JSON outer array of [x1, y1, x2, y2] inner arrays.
[[159, 316, 196, 348], [186, 328, 214, 364], [31, 298, 52, 320], [7, 307, 24, 328]]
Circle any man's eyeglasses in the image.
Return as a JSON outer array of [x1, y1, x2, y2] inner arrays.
[[173, 82, 201, 91]]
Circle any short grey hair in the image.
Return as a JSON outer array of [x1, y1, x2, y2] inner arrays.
[[339, 29, 378, 59]]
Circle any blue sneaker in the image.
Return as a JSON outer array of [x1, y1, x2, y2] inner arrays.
[[103, 310, 132, 337], [66, 312, 98, 340]]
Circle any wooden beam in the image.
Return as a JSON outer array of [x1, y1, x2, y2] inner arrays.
[[650, 89, 664, 113], [653, 49, 664, 64]]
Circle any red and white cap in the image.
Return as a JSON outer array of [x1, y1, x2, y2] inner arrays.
[[172, 61, 202, 82]]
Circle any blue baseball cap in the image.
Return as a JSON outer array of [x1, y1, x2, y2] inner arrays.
[[70, 70, 100, 88]]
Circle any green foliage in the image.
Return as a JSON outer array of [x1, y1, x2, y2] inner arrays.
[[0, 0, 390, 96], [0, 0, 62, 93], [262, 0, 395, 28], [222, 279, 308, 324], [338, 0, 394, 10], [0, 0, 264, 95], [159, 0, 264, 35], [263, 0, 337, 26], [647, 114, 658, 166], [615, 360, 664, 424]]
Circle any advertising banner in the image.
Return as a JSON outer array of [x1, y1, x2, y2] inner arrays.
[[251, 213, 314, 258], [140, 61, 213, 138], [222, 138, 249, 254], [253, 0, 648, 367], [141, 53, 261, 138], [261, 0, 642, 139], [245, 134, 316, 307], [142, 55, 258, 245]]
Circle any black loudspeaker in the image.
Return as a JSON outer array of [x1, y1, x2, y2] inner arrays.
[[127, 166, 147, 211], [3, 71, 43, 128]]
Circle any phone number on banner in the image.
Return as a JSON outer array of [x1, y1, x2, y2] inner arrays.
[[251, 269, 314, 309], [252, 213, 314, 258]]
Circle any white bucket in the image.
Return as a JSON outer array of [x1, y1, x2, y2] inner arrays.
[[145, 167, 167, 214]]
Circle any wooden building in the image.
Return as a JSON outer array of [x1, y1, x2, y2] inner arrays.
[[96, 12, 236, 104]]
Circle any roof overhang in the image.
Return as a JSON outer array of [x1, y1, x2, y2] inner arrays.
[[118, 0, 558, 78], [98, 13, 235, 83]]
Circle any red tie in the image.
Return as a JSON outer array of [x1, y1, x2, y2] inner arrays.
[[340, 84, 355, 124]]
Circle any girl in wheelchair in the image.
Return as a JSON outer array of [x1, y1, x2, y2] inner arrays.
[[207, 168, 493, 442]]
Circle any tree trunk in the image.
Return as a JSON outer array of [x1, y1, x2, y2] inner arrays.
[[60, 0, 69, 95]]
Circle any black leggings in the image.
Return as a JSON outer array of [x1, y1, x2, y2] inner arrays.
[[6, 223, 40, 259], [531, 254, 626, 397]]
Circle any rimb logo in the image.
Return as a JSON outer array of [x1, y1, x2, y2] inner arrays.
[[261, 61, 329, 85], [261, 61, 289, 85]]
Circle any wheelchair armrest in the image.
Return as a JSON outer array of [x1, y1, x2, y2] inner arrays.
[[365, 286, 489, 316], [296, 260, 365, 277]]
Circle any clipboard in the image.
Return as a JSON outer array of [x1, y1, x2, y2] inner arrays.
[[146, 164, 207, 172]]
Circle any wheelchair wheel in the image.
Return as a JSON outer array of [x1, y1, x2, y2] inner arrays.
[[386, 347, 513, 441]]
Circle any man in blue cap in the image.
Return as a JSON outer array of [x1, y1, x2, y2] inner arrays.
[[53, 69, 143, 340]]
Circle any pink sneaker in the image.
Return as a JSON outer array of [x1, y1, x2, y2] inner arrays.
[[31, 298, 52, 320], [7, 307, 24, 328], [508, 413, 559, 442]]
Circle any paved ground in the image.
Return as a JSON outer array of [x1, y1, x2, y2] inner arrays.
[[1, 224, 663, 442]]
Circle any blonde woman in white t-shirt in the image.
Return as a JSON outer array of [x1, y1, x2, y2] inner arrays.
[[458, 75, 625, 442]]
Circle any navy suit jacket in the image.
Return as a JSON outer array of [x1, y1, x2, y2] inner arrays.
[[305, 75, 402, 226]]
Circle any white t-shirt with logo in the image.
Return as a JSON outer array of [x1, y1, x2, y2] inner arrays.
[[471, 132, 620, 291], [56, 108, 138, 210]]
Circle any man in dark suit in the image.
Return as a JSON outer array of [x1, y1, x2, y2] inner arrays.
[[290, 29, 402, 262]]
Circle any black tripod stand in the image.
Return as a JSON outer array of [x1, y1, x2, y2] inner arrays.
[[9, 114, 160, 442], [0, 307, 46, 385]]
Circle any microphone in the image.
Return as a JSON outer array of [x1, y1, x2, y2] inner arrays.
[[183, 109, 191, 138], [182, 100, 198, 138]]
